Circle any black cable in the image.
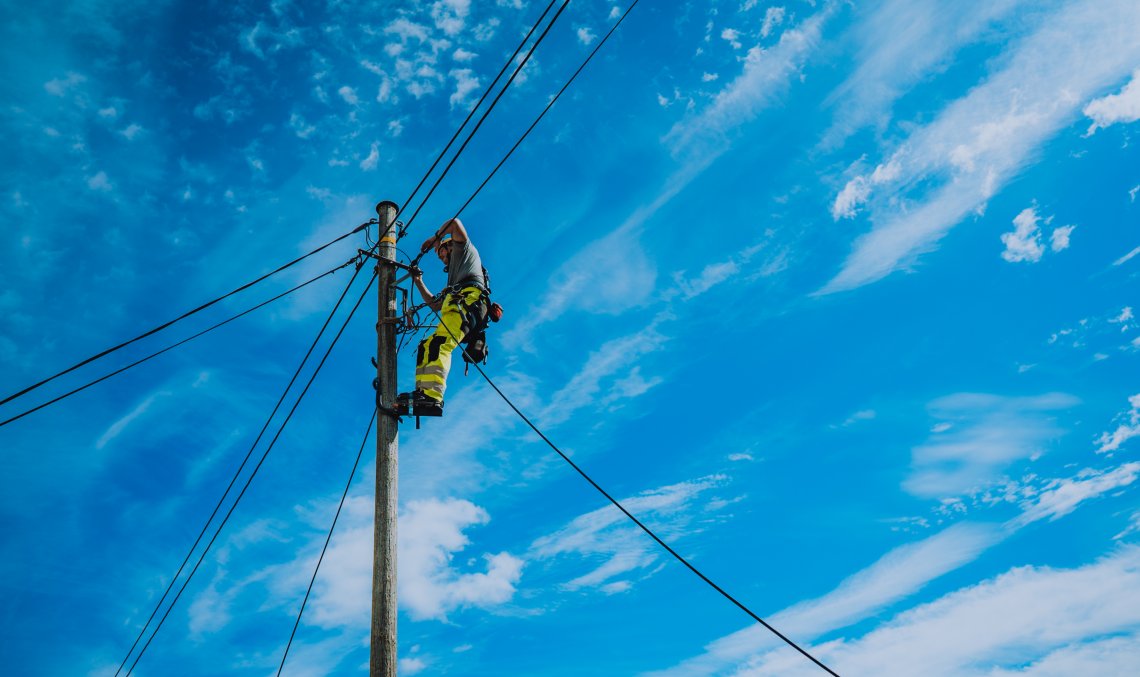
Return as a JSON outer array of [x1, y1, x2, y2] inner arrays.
[[393, 0, 560, 238], [1, 259, 355, 430], [409, 0, 572, 266], [1, 223, 372, 409], [115, 262, 367, 676], [124, 272, 376, 676], [422, 300, 839, 675], [277, 407, 377, 676], [401, 10, 838, 668], [456, 1, 639, 218], [118, 4, 572, 668]]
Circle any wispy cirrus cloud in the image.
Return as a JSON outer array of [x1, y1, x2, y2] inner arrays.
[[649, 522, 1004, 676], [1011, 462, 1140, 527], [904, 392, 1078, 499], [1096, 393, 1140, 454], [820, 0, 1025, 149], [822, 0, 1140, 293], [529, 475, 730, 593], [729, 547, 1140, 677]]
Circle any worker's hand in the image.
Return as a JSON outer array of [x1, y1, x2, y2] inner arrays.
[[420, 237, 435, 253], [409, 265, 422, 280]]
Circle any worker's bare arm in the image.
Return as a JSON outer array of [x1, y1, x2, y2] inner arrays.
[[421, 217, 468, 252], [410, 266, 441, 311]]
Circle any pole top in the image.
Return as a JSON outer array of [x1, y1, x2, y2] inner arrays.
[[375, 200, 398, 221]]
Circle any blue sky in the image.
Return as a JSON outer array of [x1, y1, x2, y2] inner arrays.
[[2, 0, 1140, 675]]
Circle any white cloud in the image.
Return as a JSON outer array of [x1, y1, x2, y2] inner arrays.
[[453, 47, 477, 62], [431, 0, 470, 36], [1096, 393, 1140, 454], [1001, 207, 1046, 263], [530, 476, 728, 592], [448, 68, 479, 108], [1084, 69, 1140, 134], [87, 171, 112, 192], [1130, 185, 1139, 202], [399, 498, 523, 620], [1115, 511, 1140, 540], [1114, 245, 1140, 266], [842, 409, 876, 426], [577, 27, 597, 46], [904, 393, 1078, 499], [1050, 224, 1074, 252], [729, 547, 1140, 677], [655, 523, 1004, 676], [702, 72, 719, 82], [242, 22, 266, 59], [360, 141, 379, 170], [721, 28, 742, 49], [337, 85, 359, 105], [289, 112, 316, 138], [399, 657, 428, 674], [821, 1, 1140, 293], [728, 453, 754, 462], [537, 323, 669, 428], [119, 123, 143, 140], [501, 223, 657, 352], [1012, 463, 1140, 527], [760, 7, 786, 38], [821, 0, 1024, 149], [44, 72, 86, 96], [384, 18, 430, 43], [95, 391, 169, 449]]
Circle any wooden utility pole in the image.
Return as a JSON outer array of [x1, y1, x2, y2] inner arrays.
[[371, 200, 399, 677]]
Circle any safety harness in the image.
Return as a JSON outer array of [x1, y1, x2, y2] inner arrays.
[[450, 266, 503, 375]]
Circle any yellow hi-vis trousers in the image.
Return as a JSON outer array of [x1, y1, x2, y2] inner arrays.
[[415, 286, 484, 402]]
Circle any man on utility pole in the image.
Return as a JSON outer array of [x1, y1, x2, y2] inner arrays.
[[372, 200, 399, 677], [396, 217, 490, 416]]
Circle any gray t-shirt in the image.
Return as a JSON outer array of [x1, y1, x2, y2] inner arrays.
[[446, 239, 486, 291]]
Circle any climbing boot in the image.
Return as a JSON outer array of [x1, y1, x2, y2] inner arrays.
[[394, 389, 443, 417]]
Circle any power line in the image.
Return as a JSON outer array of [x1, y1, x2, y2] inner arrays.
[[115, 3, 575, 669], [124, 272, 377, 676], [410, 0, 573, 265], [390, 0, 559, 238], [397, 5, 838, 671], [1, 258, 356, 430], [422, 305, 840, 676], [0, 222, 371, 409], [277, 408, 377, 677], [456, 0, 641, 218], [115, 262, 368, 676]]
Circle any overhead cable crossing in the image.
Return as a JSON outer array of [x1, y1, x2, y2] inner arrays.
[[0, 258, 357, 429], [122, 273, 377, 676], [0, 223, 372, 409], [116, 2, 571, 672], [395, 2, 840, 672], [114, 261, 370, 676]]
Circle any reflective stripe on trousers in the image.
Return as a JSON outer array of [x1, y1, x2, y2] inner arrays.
[[415, 286, 483, 401]]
